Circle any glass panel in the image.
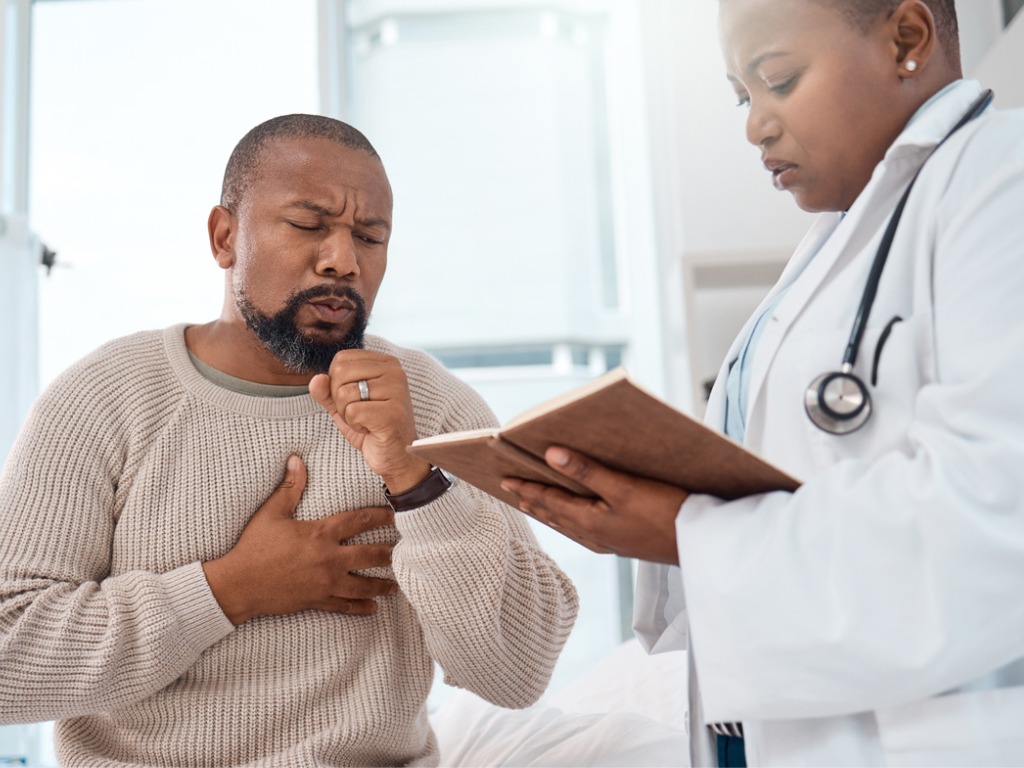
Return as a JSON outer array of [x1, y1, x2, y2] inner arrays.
[[18, 2, 316, 763], [30, 0, 318, 387], [345, 2, 621, 353]]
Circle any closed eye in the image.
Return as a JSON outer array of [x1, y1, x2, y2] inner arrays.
[[288, 222, 321, 232], [731, 85, 751, 109], [766, 74, 798, 95]]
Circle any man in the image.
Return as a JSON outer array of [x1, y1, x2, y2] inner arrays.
[[0, 114, 578, 766]]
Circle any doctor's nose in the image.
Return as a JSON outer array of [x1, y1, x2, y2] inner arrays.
[[316, 229, 361, 280], [746, 101, 780, 148]]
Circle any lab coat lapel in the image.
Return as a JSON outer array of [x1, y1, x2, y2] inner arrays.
[[739, 149, 933, 441], [704, 212, 841, 432]]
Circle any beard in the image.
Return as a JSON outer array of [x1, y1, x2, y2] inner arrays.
[[236, 284, 368, 374]]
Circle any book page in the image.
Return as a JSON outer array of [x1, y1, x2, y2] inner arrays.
[[408, 427, 499, 446]]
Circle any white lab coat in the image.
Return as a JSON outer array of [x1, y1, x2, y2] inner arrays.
[[635, 79, 1024, 766]]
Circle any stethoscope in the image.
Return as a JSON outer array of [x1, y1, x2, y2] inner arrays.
[[804, 89, 995, 435]]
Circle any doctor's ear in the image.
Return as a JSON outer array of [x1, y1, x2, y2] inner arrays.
[[208, 204, 238, 269], [889, 0, 937, 77]]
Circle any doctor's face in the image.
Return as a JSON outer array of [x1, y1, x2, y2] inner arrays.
[[719, 0, 911, 212]]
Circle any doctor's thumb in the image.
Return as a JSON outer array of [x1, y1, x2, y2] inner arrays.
[[545, 446, 606, 490]]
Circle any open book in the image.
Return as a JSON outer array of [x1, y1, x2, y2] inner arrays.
[[409, 368, 800, 509]]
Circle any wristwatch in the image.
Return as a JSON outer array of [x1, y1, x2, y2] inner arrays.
[[383, 466, 456, 512]]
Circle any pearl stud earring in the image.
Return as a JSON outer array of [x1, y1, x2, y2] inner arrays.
[[905, 60, 918, 72]]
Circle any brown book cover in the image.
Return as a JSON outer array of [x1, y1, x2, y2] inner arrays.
[[409, 368, 800, 508]]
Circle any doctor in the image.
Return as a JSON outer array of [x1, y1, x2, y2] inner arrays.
[[501, 0, 1024, 765]]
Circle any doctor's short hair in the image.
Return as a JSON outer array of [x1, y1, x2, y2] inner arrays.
[[817, 0, 960, 67], [220, 114, 381, 213]]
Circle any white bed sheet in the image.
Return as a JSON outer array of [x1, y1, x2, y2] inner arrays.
[[431, 639, 689, 767]]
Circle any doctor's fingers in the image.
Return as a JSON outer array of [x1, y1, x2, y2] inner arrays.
[[542, 446, 652, 509], [544, 445, 689, 518], [503, 479, 615, 544], [511, 479, 679, 563]]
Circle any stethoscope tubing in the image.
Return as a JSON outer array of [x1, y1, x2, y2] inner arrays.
[[842, 89, 994, 371], [807, 88, 994, 435]]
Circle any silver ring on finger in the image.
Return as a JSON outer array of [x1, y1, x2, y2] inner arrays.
[[358, 379, 370, 401]]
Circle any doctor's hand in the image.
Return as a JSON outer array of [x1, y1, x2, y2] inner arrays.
[[501, 447, 686, 565], [309, 350, 432, 495]]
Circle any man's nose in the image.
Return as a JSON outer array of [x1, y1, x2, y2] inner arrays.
[[315, 228, 360, 279]]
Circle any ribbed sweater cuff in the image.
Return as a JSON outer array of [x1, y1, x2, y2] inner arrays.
[[159, 562, 235, 655], [392, 483, 481, 542]]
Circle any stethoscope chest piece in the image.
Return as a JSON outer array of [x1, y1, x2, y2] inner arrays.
[[804, 366, 872, 435]]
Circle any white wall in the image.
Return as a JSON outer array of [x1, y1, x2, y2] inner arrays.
[[635, 0, 814, 409], [957, 0, 1005, 75], [972, 5, 1024, 107]]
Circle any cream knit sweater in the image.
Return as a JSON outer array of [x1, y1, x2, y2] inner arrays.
[[0, 325, 578, 767]]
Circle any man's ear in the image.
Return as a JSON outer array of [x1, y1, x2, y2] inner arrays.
[[889, 0, 937, 77], [208, 205, 237, 269]]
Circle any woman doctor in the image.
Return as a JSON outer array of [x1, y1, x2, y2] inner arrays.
[[501, 0, 1024, 765]]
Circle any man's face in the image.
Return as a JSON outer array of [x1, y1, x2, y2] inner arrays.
[[225, 137, 393, 373], [719, 0, 908, 213]]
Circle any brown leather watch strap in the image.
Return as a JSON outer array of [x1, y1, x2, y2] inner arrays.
[[383, 466, 455, 512]]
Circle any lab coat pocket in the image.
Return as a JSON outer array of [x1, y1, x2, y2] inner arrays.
[[875, 685, 1024, 767]]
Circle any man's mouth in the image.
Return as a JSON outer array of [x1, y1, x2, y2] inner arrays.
[[307, 297, 356, 324]]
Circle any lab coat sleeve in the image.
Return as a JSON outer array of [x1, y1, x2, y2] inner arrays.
[[633, 561, 689, 654], [677, 118, 1024, 723]]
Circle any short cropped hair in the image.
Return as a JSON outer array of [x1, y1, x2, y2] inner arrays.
[[220, 114, 380, 212], [815, 0, 960, 67]]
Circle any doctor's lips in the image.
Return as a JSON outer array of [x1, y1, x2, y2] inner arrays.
[[764, 158, 798, 191]]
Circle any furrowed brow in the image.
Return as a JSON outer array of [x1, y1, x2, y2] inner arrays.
[[359, 217, 391, 232], [288, 200, 336, 217]]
